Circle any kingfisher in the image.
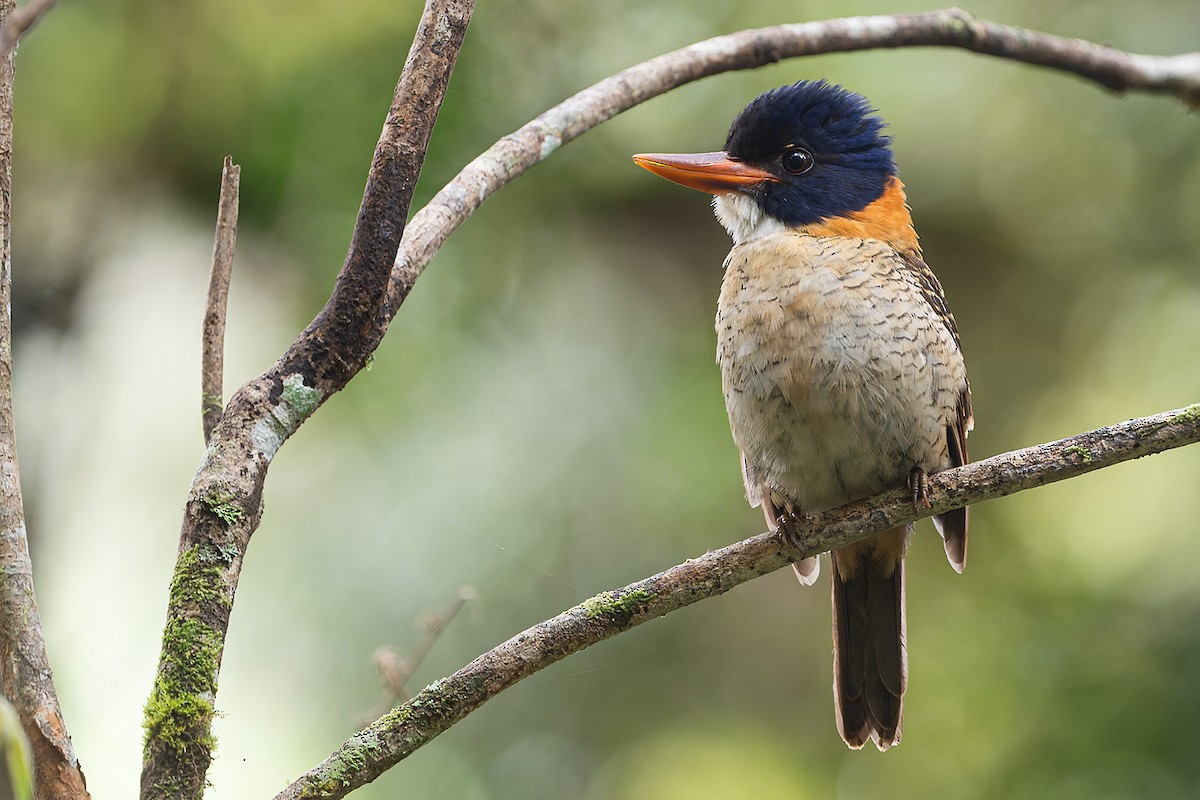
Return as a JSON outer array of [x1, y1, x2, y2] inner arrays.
[[633, 80, 972, 750]]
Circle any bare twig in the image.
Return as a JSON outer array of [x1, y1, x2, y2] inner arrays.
[[0, 2, 87, 797], [0, 0, 54, 60], [278, 404, 1200, 799], [139, 2, 475, 798], [363, 586, 476, 723], [201, 156, 240, 443], [383, 7, 1200, 318], [382, 589, 476, 702]]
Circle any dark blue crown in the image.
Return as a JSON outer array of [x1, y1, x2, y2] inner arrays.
[[724, 81, 896, 225]]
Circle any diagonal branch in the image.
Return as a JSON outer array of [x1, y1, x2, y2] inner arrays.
[[201, 156, 240, 443], [382, 7, 1200, 319], [277, 404, 1200, 799], [139, 2, 474, 798]]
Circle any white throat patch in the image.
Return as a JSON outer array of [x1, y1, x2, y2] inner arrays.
[[712, 193, 787, 245]]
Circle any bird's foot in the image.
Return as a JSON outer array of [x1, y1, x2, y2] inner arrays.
[[909, 466, 932, 512], [775, 510, 820, 586], [774, 507, 805, 551]]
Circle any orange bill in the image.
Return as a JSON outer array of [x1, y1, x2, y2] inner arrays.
[[632, 151, 777, 194]]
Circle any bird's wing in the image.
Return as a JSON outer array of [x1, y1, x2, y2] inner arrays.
[[898, 251, 973, 572]]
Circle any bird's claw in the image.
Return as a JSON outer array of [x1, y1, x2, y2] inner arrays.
[[909, 466, 932, 511], [774, 507, 806, 551]]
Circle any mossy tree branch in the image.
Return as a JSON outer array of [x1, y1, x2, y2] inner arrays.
[[138, 1, 475, 798], [278, 405, 1200, 799]]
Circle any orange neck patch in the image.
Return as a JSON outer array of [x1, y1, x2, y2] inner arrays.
[[800, 176, 920, 255]]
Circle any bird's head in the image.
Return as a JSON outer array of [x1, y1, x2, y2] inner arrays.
[[634, 81, 899, 243]]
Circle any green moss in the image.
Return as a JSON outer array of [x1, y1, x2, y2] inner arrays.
[[382, 704, 414, 725], [142, 631, 220, 760], [170, 545, 233, 612], [295, 680, 469, 795], [582, 587, 656, 624], [142, 687, 216, 758], [144, 774, 186, 799], [212, 502, 241, 525], [295, 733, 387, 797], [1140, 403, 1200, 436], [1063, 445, 1094, 463], [142, 545, 230, 760], [201, 489, 243, 527], [160, 618, 221, 691], [298, 777, 342, 798]]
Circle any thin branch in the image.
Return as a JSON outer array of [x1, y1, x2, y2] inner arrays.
[[277, 404, 1200, 799], [139, 2, 475, 798], [382, 7, 1200, 318], [201, 156, 240, 443], [0, 1, 87, 797], [361, 586, 476, 723], [0, 0, 55, 60]]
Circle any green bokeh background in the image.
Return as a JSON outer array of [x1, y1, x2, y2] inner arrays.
[[11, 0, 1200, 797]]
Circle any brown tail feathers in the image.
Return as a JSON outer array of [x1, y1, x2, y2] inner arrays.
[[831, 526, 909, 750]]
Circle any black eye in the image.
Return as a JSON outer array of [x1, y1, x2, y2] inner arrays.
[[781, 147, 815, 175]]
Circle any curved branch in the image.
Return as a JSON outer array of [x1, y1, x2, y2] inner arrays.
[[278, 404, 1200, 799], [382, 6, 1200, 318]]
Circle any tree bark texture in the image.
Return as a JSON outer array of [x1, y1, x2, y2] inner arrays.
[[0, 1, 89, 796], [138, 1, 476, 798]]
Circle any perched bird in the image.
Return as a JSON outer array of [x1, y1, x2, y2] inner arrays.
[[633, 80, 972, 750]]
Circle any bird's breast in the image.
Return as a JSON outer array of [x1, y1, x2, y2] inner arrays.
[[717, 232, 964, 513]]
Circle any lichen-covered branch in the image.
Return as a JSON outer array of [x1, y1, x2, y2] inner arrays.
[[277, 404, 1200, 799], [201, 156, 240, 443], [0, 1, 88, 797], [138, 2, 475, 798], [383, 7, 1200, 318]]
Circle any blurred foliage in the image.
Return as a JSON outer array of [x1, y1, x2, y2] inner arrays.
[[8, 0, 1200, 798], [0, 695, 32, 800]]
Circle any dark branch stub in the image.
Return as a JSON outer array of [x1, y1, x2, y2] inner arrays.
[[201, 156, 240, 443]]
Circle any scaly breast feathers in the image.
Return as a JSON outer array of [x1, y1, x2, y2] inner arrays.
[[717, 233, 966, 514]]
